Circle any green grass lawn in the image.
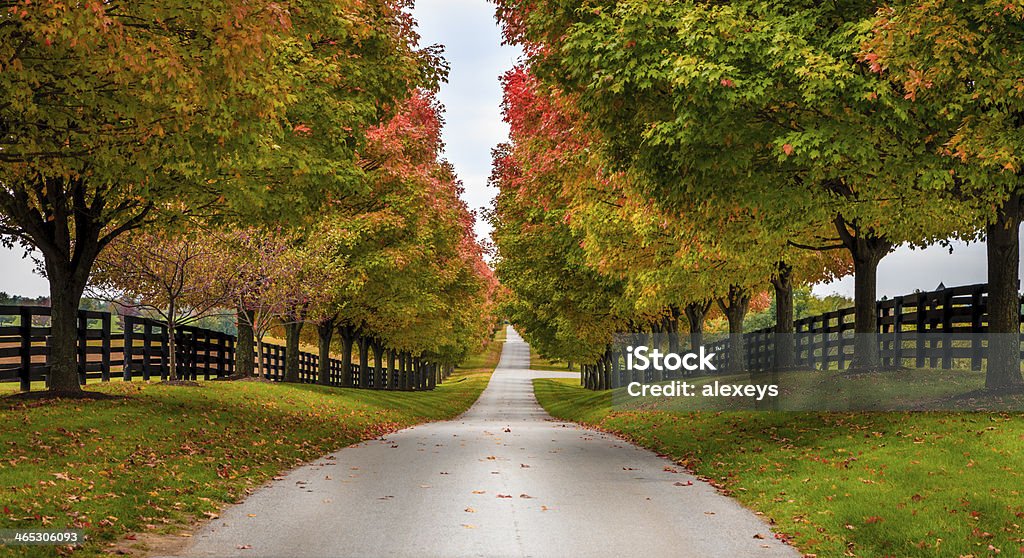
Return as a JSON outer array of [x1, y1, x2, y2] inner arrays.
[[0, 333, 504, 557], [534, 378, 1024, 558]]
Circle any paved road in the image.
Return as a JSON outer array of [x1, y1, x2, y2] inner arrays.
[[175, 327, 798, 558]]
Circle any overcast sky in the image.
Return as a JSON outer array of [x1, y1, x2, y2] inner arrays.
[[0, 0, 1009, 300]]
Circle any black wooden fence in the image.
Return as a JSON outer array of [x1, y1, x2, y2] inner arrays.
[[0, 308, 438, 392], [586, 283, 1024, 390], [706, 283, 1017, 373]]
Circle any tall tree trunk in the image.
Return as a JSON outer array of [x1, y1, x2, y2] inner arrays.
[[386, 349, 396, 390], [166, 299, 178, 382], [684, 300, 712, 355], [46, 266, 90, 393], [666, 305, 681, 355], [400, 352, 409, 390], [316, 318, 334, 386], [986, 193, 1024, 390], [772, 262, 795, 371], [338, 325, 355, 387], [606, 348, 614, 387], [255, 336, 267, 379], [716, 285, 750, 374], [649, 320, 664, 382], [13, 176, 112, 393], [283, 319, 303, 383], [236, 307, 255, 377], [358, 335, 370, 389], [371, 339, 384, 390], [835, 216, 893, 371]]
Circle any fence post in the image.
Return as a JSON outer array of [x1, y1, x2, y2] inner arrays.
[[76, 312, 88, 385], [971, 288, 984, 371], [893, 296, 904, 368], [100, 313, 111, 382], [921, 288, 929, 368], [123, 317, 134, 381], [19, 307, 32, 392], [941, 288, 953, 369], [159, 323, 169, 381]]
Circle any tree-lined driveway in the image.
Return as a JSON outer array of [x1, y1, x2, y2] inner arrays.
[[174, 327, 797, 557]]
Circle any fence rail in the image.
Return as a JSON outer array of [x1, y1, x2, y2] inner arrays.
[[0, 308, 435, 392], [588, 283, 1024, 390], [705, 283, 1021, 373]]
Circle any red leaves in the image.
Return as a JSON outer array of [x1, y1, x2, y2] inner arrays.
[[720, 78, 735, 88], [782, 144, 794, 156], [292, 123, 313, 136]]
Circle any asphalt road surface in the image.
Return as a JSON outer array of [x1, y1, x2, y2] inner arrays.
[[174, 327, 798, 558]]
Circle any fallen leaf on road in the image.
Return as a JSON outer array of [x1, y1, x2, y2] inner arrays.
[[503, 428, 511, 433], [465, 507, 475, 513], [236, 545, 252, 550], [247, 514, 257, 518], [753, 534, 765, 539], [496, 494, 512, 499], [674, 481, 693, 487], [461, 524, 476, 529], [472, 490, 486, 494], [519, 494, 533, 499], [704, 512, 715, 515], [520, 464, 530, 468], [622, 467, 637, 471], [541, 506, 552, 511], [325, 475, 332, 480], [663, 466, 678, 473], [420, 485, 431, 488]]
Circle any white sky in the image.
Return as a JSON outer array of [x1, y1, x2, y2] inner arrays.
[[0, 0, 1011, 300]]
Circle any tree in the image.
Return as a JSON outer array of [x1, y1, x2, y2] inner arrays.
[[225, 229, 306, 380], [862, 1, 1024, 390], [89, 227, 233, 381], [0, 0, 428, 394]]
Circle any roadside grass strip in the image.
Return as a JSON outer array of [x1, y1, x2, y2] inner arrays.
[[0, 336, 503, 557], [534, 377, 1024, 558]]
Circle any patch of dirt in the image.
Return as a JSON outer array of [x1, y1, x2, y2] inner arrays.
[[103, 530, 195, 557], [2, 390, 125, 403], [228, 374, 274, 382], [158, 380, 203, 387]]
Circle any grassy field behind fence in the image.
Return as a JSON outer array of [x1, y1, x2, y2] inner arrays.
[[0, 331, 505, 557], [533, 378, 1024, 558]]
